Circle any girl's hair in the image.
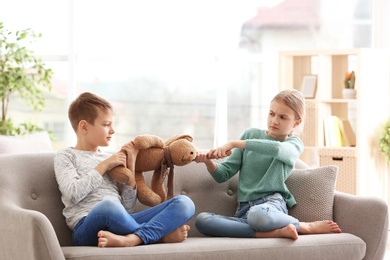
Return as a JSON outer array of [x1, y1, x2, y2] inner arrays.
[[68, 92, 113, 132], [272, 89, 306, 120], [272, 89, 306, 136]]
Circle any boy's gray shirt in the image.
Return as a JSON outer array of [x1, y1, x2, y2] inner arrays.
[[54, 147, 137, 230]]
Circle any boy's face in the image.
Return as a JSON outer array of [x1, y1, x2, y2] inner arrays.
[[84, 108, 115, 148], [267, 100, 301, 140]]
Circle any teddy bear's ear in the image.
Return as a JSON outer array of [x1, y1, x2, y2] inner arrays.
[[165, 134, 193, 145]]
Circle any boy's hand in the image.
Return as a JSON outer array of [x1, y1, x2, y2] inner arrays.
[[121, 141, 139, 168], [96, 151, 127, 176]]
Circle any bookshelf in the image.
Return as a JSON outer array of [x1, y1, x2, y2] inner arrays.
[[279, 49, 390, 195]]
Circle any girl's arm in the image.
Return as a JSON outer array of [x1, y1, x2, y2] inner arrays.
[[195, 140, 245, 175], [194, 151, 218, 173], [246, 136, 303, 166], [207, 140, 245, 159]]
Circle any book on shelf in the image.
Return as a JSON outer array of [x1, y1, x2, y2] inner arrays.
[[339, 118, 356, 147], [323, 116, 342, 147], [323, 116, 356, 147]]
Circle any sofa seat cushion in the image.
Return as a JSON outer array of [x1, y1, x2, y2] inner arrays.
[[61, 233, 365, 260]]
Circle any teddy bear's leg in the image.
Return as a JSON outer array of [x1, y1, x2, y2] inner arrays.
[[135, 172, 162, 207], [151, 169, 168, 203]]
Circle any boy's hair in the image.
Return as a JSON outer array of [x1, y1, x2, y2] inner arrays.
[[272, 89, 306, 120], [68, 92, 113, 132]]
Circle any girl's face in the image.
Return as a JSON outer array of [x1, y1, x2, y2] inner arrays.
[[267, 100, 301, 141], [86, 108, 115, 148]]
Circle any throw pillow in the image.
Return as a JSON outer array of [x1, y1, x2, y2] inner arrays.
[[285, 165, 338, 222]]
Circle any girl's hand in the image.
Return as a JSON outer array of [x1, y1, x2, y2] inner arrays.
[[207, 143, 233, 159], [194, 151, 212, 163], [195, 151, 218, 173]]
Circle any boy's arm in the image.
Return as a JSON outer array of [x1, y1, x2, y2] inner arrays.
[[121, 186, 137, 213], [119, 141, 139, 212], [121, 141, 139, 189], [95, 152, 127, 176], [54, 151, 104, 204]]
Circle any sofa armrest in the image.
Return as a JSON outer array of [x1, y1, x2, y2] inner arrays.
[[333, 191, 388, 260], [0, 201, 65, 260]]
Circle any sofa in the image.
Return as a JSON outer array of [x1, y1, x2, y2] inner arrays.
[[0, 152, 388, 260]]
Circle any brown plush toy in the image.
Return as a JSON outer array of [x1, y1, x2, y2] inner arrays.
[[107, 134, 197, 207]]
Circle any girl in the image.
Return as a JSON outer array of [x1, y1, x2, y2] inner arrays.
[[194, 89, 341, 240]]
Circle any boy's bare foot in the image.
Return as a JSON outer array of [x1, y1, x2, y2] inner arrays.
[[255, 224, 299, 240], [159, 225, 190, 243], [298, 220, 342, 234], [97, 230, 142, 247]]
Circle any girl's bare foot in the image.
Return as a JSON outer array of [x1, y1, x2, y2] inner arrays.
[[159, 225, 190, 243], [298, 220, 342, 234], [97, 230, 142, 247], [255, 224, 299, 240]]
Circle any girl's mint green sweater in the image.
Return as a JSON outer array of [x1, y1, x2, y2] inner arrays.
[[212, 128, 303, 208]]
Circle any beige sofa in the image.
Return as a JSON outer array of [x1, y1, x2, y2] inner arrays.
[[0, 152, 388, 260]]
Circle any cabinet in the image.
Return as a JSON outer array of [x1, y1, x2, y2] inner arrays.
[[279, 49, 390, 196]]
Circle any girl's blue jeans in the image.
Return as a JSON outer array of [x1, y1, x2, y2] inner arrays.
[[73, 195, 195, 246], [195, 193, 299, 237]]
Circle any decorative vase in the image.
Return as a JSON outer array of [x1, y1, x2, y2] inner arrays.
[[342, 88, 357, 99]]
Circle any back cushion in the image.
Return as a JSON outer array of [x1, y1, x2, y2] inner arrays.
[[0, 131, 52, 154], [135, 163, 238, 237], [0, 153, 73, 246], [135, 164, 338, 236]]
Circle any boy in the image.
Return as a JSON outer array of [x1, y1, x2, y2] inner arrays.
[[54, 92, 195, 247]]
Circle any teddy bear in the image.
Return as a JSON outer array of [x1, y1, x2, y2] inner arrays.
[[107, 134, 197, 207]]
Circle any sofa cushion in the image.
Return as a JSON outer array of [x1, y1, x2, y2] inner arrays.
[[286, 165, 338, 222], [0, 131, 52, 154]]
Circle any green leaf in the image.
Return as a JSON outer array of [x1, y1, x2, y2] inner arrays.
[[0, 22, 53, 136], [379, 120, 390, 162]]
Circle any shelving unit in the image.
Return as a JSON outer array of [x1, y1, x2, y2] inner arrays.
[[279, 49, 390, 195]]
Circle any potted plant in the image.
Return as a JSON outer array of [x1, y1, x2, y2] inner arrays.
[[0, 22, 53, 136], [379, 120, 390, 162], [342, 71, 356, 99]]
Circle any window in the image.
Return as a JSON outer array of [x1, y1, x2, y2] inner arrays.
[[1, 0, 384, 151]]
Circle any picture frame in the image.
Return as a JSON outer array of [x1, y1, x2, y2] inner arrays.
[[300, 75, 317, 99]]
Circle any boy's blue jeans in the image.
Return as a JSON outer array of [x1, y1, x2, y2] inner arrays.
[[195, 193, 299, 237], [73, 195, 195, 246]]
